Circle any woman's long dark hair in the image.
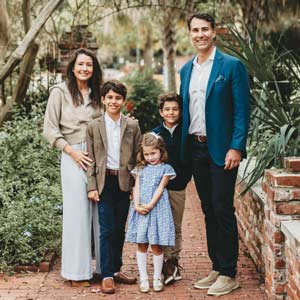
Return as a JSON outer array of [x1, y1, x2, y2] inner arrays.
[[66, 48, 103, 107]]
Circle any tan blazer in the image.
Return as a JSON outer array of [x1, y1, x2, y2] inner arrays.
[[86, 113, 141, 194]]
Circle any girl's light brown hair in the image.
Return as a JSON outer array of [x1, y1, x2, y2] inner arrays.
[[136, 132, 168, 168]]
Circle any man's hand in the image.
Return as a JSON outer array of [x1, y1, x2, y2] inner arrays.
[[224, 149, 242, 170], [88, 190, 100, 202]]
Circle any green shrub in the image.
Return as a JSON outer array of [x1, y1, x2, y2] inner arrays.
[[219, 25, 300, 191], [124, 68, 164, 133], [0, 87, 62, 272]]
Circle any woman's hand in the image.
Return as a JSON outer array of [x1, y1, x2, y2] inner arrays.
[[64, 144, 93, 170], [135, 204, 150, 215], [70, 150, 93, 170], [88, 190, 100, 202]]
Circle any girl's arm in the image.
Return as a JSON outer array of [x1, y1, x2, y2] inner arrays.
[[142, 175, 170, 210], [133, 174, 149, 215], [133, 175, 140, 209]]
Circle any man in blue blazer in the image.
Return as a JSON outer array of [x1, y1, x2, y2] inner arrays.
[[180, 13, 250, 296]]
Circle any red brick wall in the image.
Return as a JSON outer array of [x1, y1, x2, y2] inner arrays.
[[235, 180, 266, 276], [58, 25, 99, 73], [235, 157, 300, 300], [282, 221, 300, 300]]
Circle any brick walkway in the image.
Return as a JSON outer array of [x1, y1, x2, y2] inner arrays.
[[0, 181, 266, 300]]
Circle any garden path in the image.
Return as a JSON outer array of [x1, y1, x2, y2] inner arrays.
[[0, 181, 267, 300]]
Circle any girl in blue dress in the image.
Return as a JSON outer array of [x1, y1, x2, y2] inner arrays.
[[126, 132, 176, 293]]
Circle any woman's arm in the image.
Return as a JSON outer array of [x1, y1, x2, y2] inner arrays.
[[43, 87, 68, 151]]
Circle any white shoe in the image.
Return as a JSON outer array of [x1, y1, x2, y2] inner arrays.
[[153, 278, 164, 292], [207, 275, 240, 296], [194, 270, 220, 289], [139, 279, 150, 293]]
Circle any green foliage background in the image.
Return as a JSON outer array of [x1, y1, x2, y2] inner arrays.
[[0, 87, 62, 272], [124, 68, 164, 133]]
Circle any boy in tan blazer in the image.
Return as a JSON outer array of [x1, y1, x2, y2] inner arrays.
[[86, 80, 141, 294]]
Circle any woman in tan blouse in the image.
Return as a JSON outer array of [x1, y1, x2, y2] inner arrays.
[[43, 48, 102, 287]]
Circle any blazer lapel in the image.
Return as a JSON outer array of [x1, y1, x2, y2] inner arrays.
[[120, 114, 127, 142], [182, 57, 194, 107], [206, 49, 224, 101], [97, 115, 108, 151]]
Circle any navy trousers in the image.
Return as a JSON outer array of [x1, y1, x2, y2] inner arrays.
[[190, 137, 239, 278], [97, 175, 130, 278]]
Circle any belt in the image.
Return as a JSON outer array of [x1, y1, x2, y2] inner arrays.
[[105, 168, 119, 176], [193, 135, 207, 143]]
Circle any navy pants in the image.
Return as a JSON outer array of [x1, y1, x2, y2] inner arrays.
[[190, 138, 239, 278], [98, 175, 130, 278]]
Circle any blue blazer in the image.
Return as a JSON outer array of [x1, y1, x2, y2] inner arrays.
[[180, 48, 250, 166]]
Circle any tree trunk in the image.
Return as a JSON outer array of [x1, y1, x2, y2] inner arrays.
[[0, 0, 10, 106], [22, 0, 32, 32], [162, 9, 177, 92], [0, 0, 63, 84], [143, 26, 153, 69], [12, 43, 39, 105], [0, 0, 63, 126], [11, 0, 39, 106], [0, 0, 9, 62]]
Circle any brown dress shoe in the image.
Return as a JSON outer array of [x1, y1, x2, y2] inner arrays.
[[70, 280, 91, 287], [101, 278, 116, 294], [114, 271, 137, 284]]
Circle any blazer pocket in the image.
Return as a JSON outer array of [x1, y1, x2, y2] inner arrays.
[[215, 75, 226, 82], [215, 79, 227, 85]]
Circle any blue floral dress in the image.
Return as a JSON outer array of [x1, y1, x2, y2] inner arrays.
[[126, 163, 176, 246]]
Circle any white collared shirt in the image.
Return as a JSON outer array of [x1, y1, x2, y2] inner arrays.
[[163, 122, 178, 136], [188, 47, 216, 135], [104, 112, 121, 170]]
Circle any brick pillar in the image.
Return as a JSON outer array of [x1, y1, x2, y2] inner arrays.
[[262, 157, 300, 300], [58, 25, 99, 73]]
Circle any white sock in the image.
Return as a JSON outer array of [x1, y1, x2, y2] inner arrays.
[[136, 251, 148, 281], [153, 253, 164, 280]]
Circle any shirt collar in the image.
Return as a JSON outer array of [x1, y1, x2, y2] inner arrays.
[[163, 122, 178, 134], [193, 46, 216, 66], [104, 112, 121, 127]]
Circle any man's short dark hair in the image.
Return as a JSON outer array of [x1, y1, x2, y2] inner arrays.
[[187, 13, 215, 31], [101, 79, 127, 99], [158, 93, 182, 110]]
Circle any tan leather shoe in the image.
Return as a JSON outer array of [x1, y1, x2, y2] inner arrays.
[[101, 277, 116, 294], [70, 280, 91, 287], [194, 270, 220, 289], [114, 271, 137, 284], [207, 275, 239, 296]]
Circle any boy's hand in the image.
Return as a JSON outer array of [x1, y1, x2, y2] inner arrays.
[[134, 204, 149, 215], [88, 190, 100, 202]]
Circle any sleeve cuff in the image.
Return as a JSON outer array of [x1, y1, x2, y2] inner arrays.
[[55, 139, 68, 151]]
